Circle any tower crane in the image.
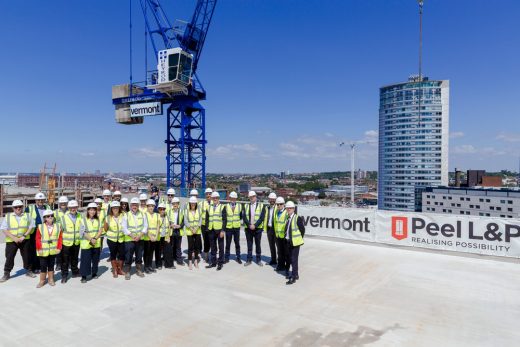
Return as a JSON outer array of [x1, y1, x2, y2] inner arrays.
[[111, 0, 218, 192]]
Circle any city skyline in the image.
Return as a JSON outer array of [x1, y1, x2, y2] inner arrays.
[[0, 1, 519, 174]]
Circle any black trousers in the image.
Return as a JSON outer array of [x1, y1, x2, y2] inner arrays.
[[29, 231, 40, 271], [187, 234, 202, 261], [80, 248, 101, 277], [3, 240, 30, 273], [276, 238, 289, 271], [171, 231, 183, 263], [125, 240, 144, 266], [162, 237, 174, 267], [245, 228, 262, 262], [61, 244, 80, 276], [143, 240, 160, 268], [266, 228, 277, 263], [107, 240, 125, 261], [38, 255, 56, 273], [225, 228, 240, 259], [202, 225, 210, 253], [209, 230, 224, 265], [288, 244, 301, 277]]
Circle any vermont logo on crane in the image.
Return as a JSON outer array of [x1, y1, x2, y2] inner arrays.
[[391, 216, 408, 240]]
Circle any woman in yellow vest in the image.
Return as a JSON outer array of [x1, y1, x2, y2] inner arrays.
[[184, 197, 202, 270], [80, 203, 103, 283], [143, 199, 160, 274], [158, 202, 174, 269], [35, 210, 62, 288], [60, 200, 83, 284], [103, 201, 125, 278]]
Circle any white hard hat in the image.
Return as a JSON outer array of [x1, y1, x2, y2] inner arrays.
[[190, 189, 198, 196], [58, 196, 69, 204], [275, 197, 285, 204], [229, 191, 238, 199], [139, 193, 148, 200], [158, 203, 167, 209], [205, 188, 213, 194], [248, 191, 256, 197], [268, 192, 277, 199], [285, 201, 295, 208], [113, 191, 122, 196], [211, 192, 219, 198], [94, 198, 103, 204], [167, 188, 175, 195], [12, 200, 24, 207], [189, 196, 198, 204], [87, 203, 98, 209], [130, 197, 140, 205], [111, 201, 121, 208], [68, 200, 79, 208], [103, 189, 111, 196], [146, 199, 156, 206], [35, 192, 46, 200], [42, 210, 54, 218], [121, 197, 129, 203], [172, 197, 180, 203]]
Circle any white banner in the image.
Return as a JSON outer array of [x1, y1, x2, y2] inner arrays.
[[298, 206, 375, 242], [130, 102, 162, 117], [375, 210, 520, 257]]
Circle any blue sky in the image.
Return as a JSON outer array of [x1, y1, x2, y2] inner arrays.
[[0, 0, 518, 174]]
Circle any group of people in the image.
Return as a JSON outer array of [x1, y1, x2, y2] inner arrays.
[[0, 187, 305, 288]]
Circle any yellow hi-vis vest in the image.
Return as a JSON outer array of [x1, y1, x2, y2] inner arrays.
[[37, 223, 61, 257], [208, 204, 224, 231], [287, 214, 304, 247], [184, 209, 201, 236], [244, 203, 264, 229], [124, 211, 144, 242], [274, 209, 288, 239], [61, 213, 82, 247], [143, 212, 159, 241], [199, 200, 211, 226], [54, 209, 67, 228], [99, 209, 107, 228], [81, 218, 101, 249], [28, 204, 50, 234], [101, 201, 111, 212], [106, 215, 124, 243], [5, 213, 31, 242], [168, 208, 184, 236], [225, 203, 242, 229], [158, 214, 172, 238], [263, 205, 276, 232]]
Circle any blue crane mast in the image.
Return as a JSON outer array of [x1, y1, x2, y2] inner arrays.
[[112, 0, 217, 193]]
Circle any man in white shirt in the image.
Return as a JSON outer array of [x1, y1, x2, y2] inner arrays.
[[122, 198, 148, 279]]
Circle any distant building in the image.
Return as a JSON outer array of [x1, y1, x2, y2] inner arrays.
[[421, 186, 520, 218], [276, 188, 297, 198], [17, 173, 103, 189], [238, 183, 251, 195], [280, 171, 286, 179], [0, 175, 17, 186], [454, 169, 502, 188], [378, 76, 450, 211]]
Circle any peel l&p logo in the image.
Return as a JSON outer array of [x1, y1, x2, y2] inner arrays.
[[391, 216, 408, 240]]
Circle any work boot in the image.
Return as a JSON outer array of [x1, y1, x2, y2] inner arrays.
[[244, 261, 252, 267], [81, 277, 87, 284], [217, 264, 223, 271], [111, 260, 118, 278], [177, 260, 185, 267], [286, 277, 296, 285], [117, 260, 125, 276], [48, 271, 56, 286], [136, 264, 145, 278], [205, 263, 216, 269], [0, 272, 10, 283], [61, 275, 68, 284], [236, 257, 242, 264], [25, 270, 37, 278], [36, 273, 46, 288], [124, 265, 131, 280], [144, 267, 151, 275]]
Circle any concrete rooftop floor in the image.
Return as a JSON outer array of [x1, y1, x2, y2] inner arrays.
[[0, 236, 519, 347]]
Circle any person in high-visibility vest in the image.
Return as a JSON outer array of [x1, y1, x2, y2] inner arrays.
[[157, 202, 174, 269], [224, 191, 242, 264], [120, 198, 130, 214], [264, 192, 278, 266], [53, 196, 69, 272], [184, 197, 202, 270], [79, 203, 103, 283], [243, 191, 265, 267], [273, 197, 289, 273], [112, 191, 122, 203], [283, 201, 305, 285], [122, 197, 148, 280], [35, 209, 62, 288], [103, 201, 125, 278], [139, 193, 148, 213], [26, 192, 50, 274], [143, 199, 160, 274], [96, 197, 110, 264], [60, 200, 83, 283], [199, 188, 213, 262], [164, 188, 176, 215], [205, 192, 227, 271], [168, 197, 185, 267], [101, 190, 112, 212], [0, 200, 36, 283]]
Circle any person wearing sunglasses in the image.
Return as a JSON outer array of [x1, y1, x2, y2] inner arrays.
[[35, 210, 63, 288], [0, 200, 36, 282]]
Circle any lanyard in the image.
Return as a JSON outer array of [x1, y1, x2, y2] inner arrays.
[[46, 224, 55, 239]]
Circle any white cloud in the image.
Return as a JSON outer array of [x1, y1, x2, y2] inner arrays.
[[324, 132, 334, 138], [449, 131, 465, 139], [452, 145, 477, 154], [80, 152, 95, 157], [496, 132, 520, 143], [207, 143, 270, 159], [364, 130, 378, 138], [452, 144, 508, 156], [131, 147, 163, 158]]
